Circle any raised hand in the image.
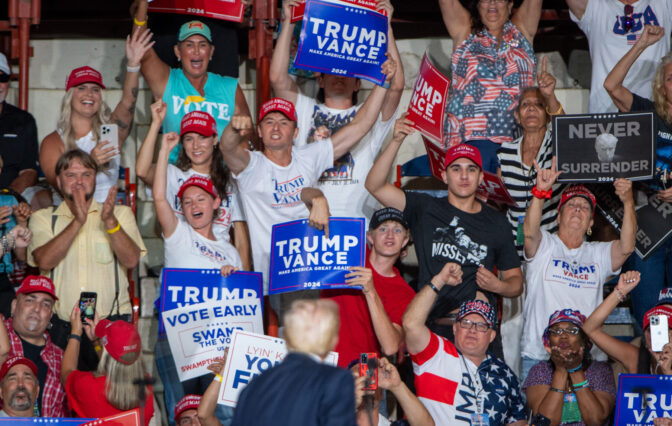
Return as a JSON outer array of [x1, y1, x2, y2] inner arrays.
[[150, 99, 167, 125], [231, 115, 254, 139], [13, 202, 31, 226], [161, 132, 180, 153], [537, 56, 557, 100], [376, 0, 394, 19], [377, 357, 402, 391], [614, 178, 633, 204], [533, 156, 562, 192], [636, 25, 665, 50], [282, 0, 304, 22], [380, 52, 397, 84], [615, 270, 640, 297], [9, 225, 31, 249], [392, 112, 415, 142], [126, 27, 155, 68]]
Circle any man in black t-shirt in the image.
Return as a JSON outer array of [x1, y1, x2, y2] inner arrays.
[[365, 117, 522, 353], [0, 53, 38, 196]]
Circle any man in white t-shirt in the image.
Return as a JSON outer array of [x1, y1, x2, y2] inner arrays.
[[270, 0, 404, 226], [403, 264, 526, 425], [567, 0, 672, 112], [220, 70, 396, 314]]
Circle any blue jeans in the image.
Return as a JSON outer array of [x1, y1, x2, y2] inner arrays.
[[622, 239, 672, 335], [465, 139, 500, 174], [520, 355, 542, 389], [155, 337, 234, 425]]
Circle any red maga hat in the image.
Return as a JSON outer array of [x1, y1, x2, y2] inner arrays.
[[444, 144, 483, 170], [0, 357, 37, 382], [180, 111, 217, 137], [16, 275, 58, 300], [66, 66, 105, 91], [175, 394, 201, 419], [258, 98, 298, 122], [176, 175, 218, 200], [95, 319, 141, 365]]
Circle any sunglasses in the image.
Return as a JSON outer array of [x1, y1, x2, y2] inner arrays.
[[623, 4, 634, 33], [0, 73, 9, 83], [548, 327, 580, 336]]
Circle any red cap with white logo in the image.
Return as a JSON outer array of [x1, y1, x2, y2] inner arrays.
[[16, 275, 58, 300], [95, 319, 141, 365], [65, 66, 105, 91], [177, 175, 218, 200], [180, 111, 218, 137], [443, 144, 483, 170], [258, 97, 298, 122]]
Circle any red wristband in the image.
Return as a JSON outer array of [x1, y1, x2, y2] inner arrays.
[[531, 186, 552, 199]]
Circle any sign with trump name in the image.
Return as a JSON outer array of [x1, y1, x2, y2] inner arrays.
[[218, 330, 338, 407], [407, 54, 450, 142], [294, 0, 389, 85], [290, 0, 386, 22], [614, 374, 672, 425], [269, 217, 365, 294], [554, 112, 654, 182]]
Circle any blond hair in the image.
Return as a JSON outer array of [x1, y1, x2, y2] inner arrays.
[[653, 52, 672, 125], [57, 87, 112, 151], [97, 349, 146, 411], [283, 299, 339, 358]]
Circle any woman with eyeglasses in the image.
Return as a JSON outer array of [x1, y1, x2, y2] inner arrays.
[[437, 0, 542, 173], [583, 271, 672, 378], [604, 24, 672, 331], [523, 308, 616, 426], [519, 164, 636, 383]]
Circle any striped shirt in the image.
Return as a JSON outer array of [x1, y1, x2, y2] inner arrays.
[[497, 130, 563, 258]]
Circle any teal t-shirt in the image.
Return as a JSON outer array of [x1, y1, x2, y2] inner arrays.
[[162, 68, 238, 163]]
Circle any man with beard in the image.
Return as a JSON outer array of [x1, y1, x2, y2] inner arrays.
[[2, 276, 65, 417], [0, 356, 39, 417], [26, 150, 146, 352]]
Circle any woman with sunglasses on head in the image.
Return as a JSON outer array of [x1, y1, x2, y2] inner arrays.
[[604, 24, 672, 332], [520, 163, 636, 383], [437, 0, 542, 173], [523, 308, 616, 426]]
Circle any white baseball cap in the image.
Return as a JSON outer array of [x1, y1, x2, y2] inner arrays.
[[0, 53, 9, 75]]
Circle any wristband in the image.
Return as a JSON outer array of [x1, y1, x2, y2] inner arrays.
[[531, 186, 552, 200], [126, 65, 141, 73], [614, 287, 626, 303], [106, 222, 121, 234], [68, 334, 81, 342], [428, 282, 441, 295], [567, 363, 582, 373], [545, 104, 563, 116], [134, 18, 147, 26], [549, 387, 564, 393], [572, 380, 589, 390], [215, 374, 223, 383]]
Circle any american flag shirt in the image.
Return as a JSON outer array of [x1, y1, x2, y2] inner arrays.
[[443, 21, 535, 149]]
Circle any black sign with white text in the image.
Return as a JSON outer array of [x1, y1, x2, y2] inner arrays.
[[554, 112, 654, 183], [590, 184, 672, 260]]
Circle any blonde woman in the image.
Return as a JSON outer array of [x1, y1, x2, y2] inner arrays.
[[61, 307, 155, 425], [38, 28, 153, 205], [603, 23, 672, 330]]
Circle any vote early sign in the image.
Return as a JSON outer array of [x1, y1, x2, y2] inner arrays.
[[163, 299, 263, 381], [268, 217, 365, 294], [294, 0, 389, 85], [218, 330, 338, 407], [158, 269, 263, 334]]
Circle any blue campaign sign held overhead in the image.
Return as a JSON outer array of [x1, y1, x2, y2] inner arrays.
[[294, 0, 388, 86], [614, 374, 672, 425], [158, 269, 263, 334], [269, 217, 365, 294]]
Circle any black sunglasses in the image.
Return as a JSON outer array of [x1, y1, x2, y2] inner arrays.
[[0, 73, 9, 83], [623, 4, 634, 33]]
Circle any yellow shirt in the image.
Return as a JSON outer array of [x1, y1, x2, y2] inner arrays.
[[27, 201, 147, 320]]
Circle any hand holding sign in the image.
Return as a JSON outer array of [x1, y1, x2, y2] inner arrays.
[[636, 24, 665, 50], [220, 265, 239, 277], [392, 113, 415, 143], [345, 266, 374, 292], [381, 52, 396, 85], [536, 56, 556, 101], [307, 194, 330, 238], [376, 0, 394, 22], [533, 156, 562, 192], [283, 0, 304, 22]]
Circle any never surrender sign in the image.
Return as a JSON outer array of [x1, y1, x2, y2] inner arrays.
[[294, 0, 389, 86], [218, 330, 338, 407], [591, 184, 672, 260], [158, 269, 263, 334], [163, 299, 263, 381], [148, 0, 245, 22], [614, 374, 672, 425], [269, 217, 365, 294], [554, 112, 654, 182], [407, 54, 450, 142]]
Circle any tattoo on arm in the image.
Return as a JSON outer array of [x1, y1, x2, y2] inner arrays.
[[115, 119, 130, 130]]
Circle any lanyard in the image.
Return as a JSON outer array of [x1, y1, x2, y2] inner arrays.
[[462, 355, 485, 414]]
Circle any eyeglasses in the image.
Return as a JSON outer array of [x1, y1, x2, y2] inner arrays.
[[458, 318, 490, 332], [548, 327, 580, 336], [623, 5, 634, 33]]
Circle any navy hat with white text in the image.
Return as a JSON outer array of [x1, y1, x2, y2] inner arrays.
[[369, 207, 409, 230]]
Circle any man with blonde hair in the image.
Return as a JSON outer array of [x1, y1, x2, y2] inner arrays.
[[232, 299, 356, 426]]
